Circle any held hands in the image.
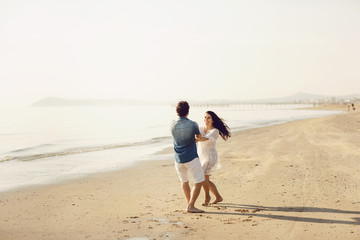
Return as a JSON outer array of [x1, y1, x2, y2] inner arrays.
[[195, 136, 209, 143]]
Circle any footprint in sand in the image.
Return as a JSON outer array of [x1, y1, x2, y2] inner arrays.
[[173, 210, 185, 213], [224, 222, 235, 224]]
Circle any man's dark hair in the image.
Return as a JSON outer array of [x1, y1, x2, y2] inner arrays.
[[176, 101, 189, 117]]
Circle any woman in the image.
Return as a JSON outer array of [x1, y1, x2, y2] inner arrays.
[[196, 111, 231, 206]]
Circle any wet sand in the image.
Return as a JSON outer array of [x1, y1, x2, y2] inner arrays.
[[0, 105, 359, 239]]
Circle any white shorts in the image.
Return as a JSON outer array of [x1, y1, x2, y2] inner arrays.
[[174, 158, 205, 184]]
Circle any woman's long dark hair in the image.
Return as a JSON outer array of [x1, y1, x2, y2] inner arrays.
[[206, 111, 231, 141]]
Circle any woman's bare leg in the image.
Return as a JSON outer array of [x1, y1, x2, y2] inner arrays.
[[202, 175, 211, 206], [209, 180, 223, 204]]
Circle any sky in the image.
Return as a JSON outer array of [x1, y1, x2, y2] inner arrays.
[[0, 0, 359, 106]]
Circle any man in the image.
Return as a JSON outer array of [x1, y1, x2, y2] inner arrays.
[[171, 101, 205, 213]]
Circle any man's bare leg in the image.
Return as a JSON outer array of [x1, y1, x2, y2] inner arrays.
[[182, 182, 191, 204], [202, 175, 211, 206], [209, 180, 223, 204], [187, 182, 205, 213]]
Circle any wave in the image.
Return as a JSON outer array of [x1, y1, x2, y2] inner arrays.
[[0, 156, 15, 162], [10, 144, 56, 153], [1, 137, 172, 163]]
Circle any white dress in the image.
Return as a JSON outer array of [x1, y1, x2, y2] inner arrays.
[[198, 126, 220, 175]]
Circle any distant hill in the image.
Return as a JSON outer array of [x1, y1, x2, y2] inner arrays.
[[249, 92, 331, 103], [32, 97, 158, 107], [235, 92, 360, 104], [32, 93, 360, 107]]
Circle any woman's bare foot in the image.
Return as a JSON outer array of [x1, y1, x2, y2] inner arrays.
[[211, 196, 223, 204], [202, 195, 211, 206], [186, 206, 205, 213]]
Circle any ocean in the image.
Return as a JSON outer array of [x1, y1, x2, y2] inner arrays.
[[0, 104, 342, 192]]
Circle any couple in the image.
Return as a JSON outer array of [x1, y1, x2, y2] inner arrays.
[[170, 101, 231, 213]]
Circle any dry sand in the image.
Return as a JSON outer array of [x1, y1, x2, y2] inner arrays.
[[0, 106, 360, 240]]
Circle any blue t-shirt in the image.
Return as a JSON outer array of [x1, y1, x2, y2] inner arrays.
[[171, 117, 200, 163]]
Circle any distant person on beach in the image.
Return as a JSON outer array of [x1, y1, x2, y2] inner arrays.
[[170, 101, 205, 213], [196, 111, 231, 206]]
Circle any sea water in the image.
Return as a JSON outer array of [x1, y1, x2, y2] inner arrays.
[[0, 104, 342, 192]]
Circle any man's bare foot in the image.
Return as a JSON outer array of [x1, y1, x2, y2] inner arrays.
[[202, 196, 211, 206], [186, 206, 205, 213], [211, 196, 223, 204]]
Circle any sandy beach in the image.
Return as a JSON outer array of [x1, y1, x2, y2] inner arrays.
[[0, 106, 359, 240]]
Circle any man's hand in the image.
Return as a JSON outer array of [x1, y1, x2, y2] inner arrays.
[[195, 134, 209, 143]]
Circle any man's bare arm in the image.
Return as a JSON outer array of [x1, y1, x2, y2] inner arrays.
[[195, 133, 209, 142]]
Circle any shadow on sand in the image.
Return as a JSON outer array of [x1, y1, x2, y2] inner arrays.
[[203, 203, 360, 225]]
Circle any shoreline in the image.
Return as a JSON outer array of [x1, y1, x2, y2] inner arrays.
[[1, 106, 359, 239], [0, 105, 344, 193]]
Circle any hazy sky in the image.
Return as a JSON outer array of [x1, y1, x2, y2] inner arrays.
[[1, 0, 359, 106]]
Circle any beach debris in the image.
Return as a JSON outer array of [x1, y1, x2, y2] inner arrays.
[[123, 237, 148, 240], [216, 206, 227, 210], [235, 209, 250, 213], [251, 208, 264, 213]]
